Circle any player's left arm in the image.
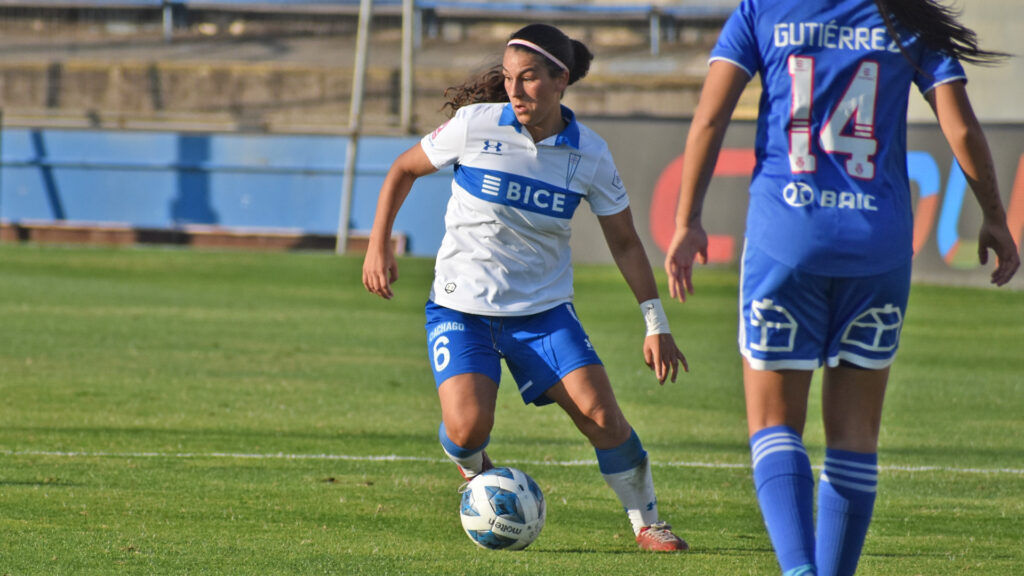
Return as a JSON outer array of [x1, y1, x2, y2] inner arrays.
[[597, 208, 688, 383], [927, 80, 1020, 285], [666, 60, 750, 302]]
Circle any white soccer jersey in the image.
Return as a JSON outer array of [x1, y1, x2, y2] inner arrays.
[[420, 102, 629, 316]]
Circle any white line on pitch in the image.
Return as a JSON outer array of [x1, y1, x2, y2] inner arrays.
[[1, 449, 1023, 476]]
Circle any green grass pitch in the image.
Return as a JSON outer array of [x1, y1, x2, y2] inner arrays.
[[0, 243, 1021, 575]]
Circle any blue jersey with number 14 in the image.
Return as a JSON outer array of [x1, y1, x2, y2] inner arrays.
[[712, 0, 965, 275]]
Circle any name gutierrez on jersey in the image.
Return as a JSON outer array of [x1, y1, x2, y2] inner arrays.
[[774, 21, 901, 52]]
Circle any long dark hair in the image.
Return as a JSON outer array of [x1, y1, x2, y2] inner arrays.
[[874, 0, 1008, 66], [441, 23, 594, 116]]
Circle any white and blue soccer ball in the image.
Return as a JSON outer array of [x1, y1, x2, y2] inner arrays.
[[459, 467, 546, 550]]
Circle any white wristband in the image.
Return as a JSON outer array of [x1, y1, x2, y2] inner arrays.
[[640, 298, 671, 336]]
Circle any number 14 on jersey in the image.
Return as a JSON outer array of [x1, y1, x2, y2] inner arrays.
[[788, 55, 879, 180]]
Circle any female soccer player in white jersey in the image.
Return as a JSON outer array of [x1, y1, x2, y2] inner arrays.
[[363, 23, 689, 552], [664, 0, 1020, 574]]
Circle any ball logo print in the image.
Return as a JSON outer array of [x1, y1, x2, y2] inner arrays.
[[459, 467, 545, 550]]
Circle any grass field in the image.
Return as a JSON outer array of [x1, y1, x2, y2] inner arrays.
[[0, 243, 1021, 575]]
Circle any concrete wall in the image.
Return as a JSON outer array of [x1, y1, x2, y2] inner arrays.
[[903, 0, 1023, 122]]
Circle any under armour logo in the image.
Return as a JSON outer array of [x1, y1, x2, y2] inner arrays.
[[482, 140, 504, 154]]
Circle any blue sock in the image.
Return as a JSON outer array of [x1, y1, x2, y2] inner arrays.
[[595, 430, 657, 533], [594, 428, 647, 474], [816, 449, 878, 576], [438, 422, 488, 477], [438, 422, 487, 457], [750, 426, 816, 574]]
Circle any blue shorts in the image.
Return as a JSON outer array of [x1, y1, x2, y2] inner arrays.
[[424, 301, 603, 406], [739, 242, 911, 370]]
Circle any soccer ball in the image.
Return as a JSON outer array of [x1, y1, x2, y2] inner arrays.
[[459, 467, 546, 550]]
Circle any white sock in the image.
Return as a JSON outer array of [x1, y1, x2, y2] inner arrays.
[[442, 445, 486, 479], [602, 456, 658, 535]]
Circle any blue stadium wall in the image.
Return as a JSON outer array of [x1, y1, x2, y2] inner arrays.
[[0, 129, 452, 255], [1, 123, 1021, 289]]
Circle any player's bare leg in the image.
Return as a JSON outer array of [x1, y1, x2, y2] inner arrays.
[[438, 373, 497, 480], [744, 361, 816, 574], [547, 365, 688, 551], [816, 364, 888, 576]]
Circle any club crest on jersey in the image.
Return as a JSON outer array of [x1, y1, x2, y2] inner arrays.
[[566, 153, 581, 189], [482, 140, 504, 155]]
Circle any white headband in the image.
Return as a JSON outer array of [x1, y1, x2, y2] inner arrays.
[[507, 39, 570, 73]]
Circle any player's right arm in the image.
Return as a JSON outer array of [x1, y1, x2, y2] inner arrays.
[[665, 60, 749, 303], [926, 81, 1020, 286], [362, 144, 438, 299]]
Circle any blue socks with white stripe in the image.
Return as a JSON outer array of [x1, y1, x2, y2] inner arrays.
[[750, 426, 816, 575], [816, 449, 878, 576], [751, 427, 879, 576]]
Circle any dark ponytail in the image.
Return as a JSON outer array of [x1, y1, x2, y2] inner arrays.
[[441, 23, 593, 116], [441, 65, 507, 117], [875, 0, 1008, 65], [568, 38, 594, 85]]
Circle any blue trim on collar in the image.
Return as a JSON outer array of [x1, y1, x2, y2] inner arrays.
[[498, 103, 520, 129], [498, 103, 581, 149], [556, 106, 581, 149]]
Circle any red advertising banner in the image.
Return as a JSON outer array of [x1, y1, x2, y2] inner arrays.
[[572, 118, 1023, 289]]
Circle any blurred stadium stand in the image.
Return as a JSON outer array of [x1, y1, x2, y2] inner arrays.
[[0, 0, 742, 134], [0, 0, 1018, 134], [0, 0, 745, 251]]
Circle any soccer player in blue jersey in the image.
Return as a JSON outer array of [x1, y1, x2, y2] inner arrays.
[[363, 23, 689, 551], [664, 0, 1019, 574]]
